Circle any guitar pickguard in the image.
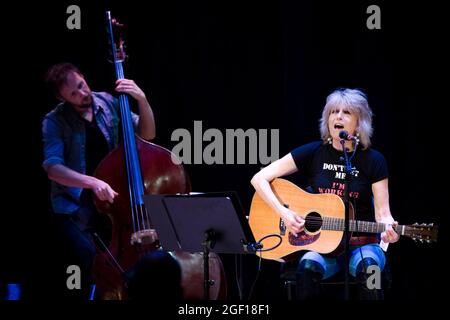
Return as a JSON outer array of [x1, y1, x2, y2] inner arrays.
[[288, 231, 320, 246]]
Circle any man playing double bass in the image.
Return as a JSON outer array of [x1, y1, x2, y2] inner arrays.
[[42, 62, 156, 299]]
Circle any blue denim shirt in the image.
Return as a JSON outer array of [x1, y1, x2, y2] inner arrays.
[[42, 92, 139, 214]]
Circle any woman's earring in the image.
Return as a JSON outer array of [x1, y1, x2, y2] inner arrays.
[[327, 137, 332, 144], [355, 132, 361, 145]]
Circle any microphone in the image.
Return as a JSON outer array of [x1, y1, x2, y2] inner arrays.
[[339, 130, 358, 141]]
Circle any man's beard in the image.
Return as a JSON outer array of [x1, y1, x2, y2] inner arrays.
[[79, 95, 93, 108]]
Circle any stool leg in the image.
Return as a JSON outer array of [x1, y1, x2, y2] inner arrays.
[[296, 259, 324, 300], [284, 280, 293, 301], [296, 269, 323, 300]]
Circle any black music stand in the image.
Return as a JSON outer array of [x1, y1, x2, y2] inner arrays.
[[143, 192, 259, 300]]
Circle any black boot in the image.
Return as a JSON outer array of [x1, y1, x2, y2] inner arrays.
[[355, 257, 384, 300], [296, 259, 324, 300]]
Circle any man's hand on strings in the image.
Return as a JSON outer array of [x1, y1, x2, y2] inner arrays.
[[115, 79, 146, 102], [91, 178, 119, 203]]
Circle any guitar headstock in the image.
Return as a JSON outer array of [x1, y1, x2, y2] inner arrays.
[[404, 223, 438, 243]]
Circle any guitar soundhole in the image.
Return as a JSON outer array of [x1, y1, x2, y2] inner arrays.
[[305, 212, 322, 233], [287, 212, 322, 246]]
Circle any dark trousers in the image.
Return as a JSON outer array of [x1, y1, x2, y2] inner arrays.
[[51, 200, 110, 300]]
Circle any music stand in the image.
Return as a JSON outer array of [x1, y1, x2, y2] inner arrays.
[[143, 192, 259, 300]]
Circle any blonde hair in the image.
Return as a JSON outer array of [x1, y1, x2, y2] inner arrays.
[[319, 88, 373, 149]]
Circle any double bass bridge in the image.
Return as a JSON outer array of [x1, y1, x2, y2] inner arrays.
[[130, 229, 159, 246]]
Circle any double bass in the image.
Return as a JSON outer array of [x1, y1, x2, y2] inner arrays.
[[91, 12, 226, 300]]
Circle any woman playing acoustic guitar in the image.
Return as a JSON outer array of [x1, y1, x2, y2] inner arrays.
[[251, 88, 399, 300]]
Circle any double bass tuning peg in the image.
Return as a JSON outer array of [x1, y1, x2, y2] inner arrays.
[[112, 18, 124, 28]]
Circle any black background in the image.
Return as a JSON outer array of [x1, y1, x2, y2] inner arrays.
[[1, 0, 447, 304]]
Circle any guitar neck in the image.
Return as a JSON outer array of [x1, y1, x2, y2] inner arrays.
[[322, 217, 400, 234]]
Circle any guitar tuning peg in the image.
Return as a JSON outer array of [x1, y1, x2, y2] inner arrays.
[[429, 223, 434, 227], [421, 223, 426, 226], [413, 222, 418, 226]]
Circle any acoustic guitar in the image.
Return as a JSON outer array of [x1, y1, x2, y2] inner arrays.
[[248, 178, 438, 261]]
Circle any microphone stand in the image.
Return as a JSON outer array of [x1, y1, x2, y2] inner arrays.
[[202, 229, 216, 300], [340, 138, 358, 300]]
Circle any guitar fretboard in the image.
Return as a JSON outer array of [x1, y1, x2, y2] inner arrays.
[[321, 217, 396, 234]]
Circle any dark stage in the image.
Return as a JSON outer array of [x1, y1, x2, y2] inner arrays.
[[1, 0, 447, 307]]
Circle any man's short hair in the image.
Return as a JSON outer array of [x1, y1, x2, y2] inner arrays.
[[45, 63, 83, 98]]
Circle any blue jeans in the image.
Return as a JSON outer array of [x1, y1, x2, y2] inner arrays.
[[299, 244, 386, 279]]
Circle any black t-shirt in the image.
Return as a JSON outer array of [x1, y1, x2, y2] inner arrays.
[[290, 141, 388, 221], [79, 114, 110, 209], [83, 116, 110, 177]]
